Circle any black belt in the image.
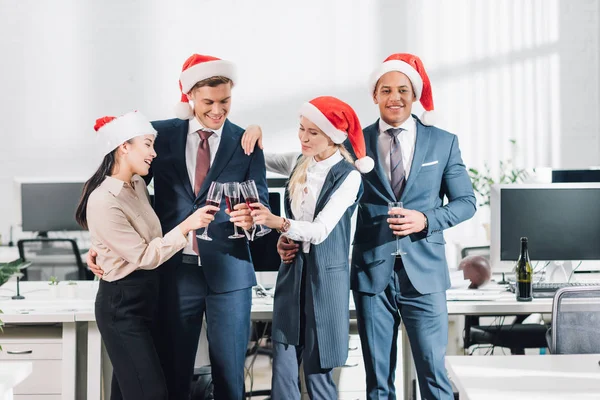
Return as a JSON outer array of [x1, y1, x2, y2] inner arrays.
[[182, 254, 199, 265]]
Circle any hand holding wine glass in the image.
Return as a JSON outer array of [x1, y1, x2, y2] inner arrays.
[[240, 180, 272, 237], [196, 181, 223, 241], [182, 205, 219, 232]]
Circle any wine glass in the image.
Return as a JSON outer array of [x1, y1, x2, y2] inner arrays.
[[224, 182, 245, 239], [389, 201, 406, 256], [240, 180, 272, 237], [196, 181, 223, 241]]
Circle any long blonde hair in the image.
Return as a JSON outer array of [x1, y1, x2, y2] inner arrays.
[[288, 144, 354, 212]]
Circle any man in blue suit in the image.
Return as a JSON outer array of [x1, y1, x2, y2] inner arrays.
[[152, 54, 268, 400], [350, 53, 476, 399], [89, 53, 268, 400]]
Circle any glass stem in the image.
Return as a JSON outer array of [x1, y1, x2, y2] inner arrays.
[[396, 235, 400, 254]]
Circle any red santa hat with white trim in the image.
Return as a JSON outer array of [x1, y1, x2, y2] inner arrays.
[[94, 111, 157, 156], [174, 54, 237, 120], [368, 53, 436, 126], [299, 96, 374, 173]]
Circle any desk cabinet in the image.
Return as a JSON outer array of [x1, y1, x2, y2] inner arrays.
[[0, 325, 63, 399]]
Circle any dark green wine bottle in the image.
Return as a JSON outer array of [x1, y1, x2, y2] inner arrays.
[[515, 237, 533, 301]]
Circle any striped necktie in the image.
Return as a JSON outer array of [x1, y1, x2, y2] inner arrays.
[[386, 127, 405, 200]]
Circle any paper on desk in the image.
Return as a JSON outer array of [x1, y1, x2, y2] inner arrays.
[[449, 269, 471, 289]]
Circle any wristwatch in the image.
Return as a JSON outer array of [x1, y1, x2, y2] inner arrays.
[[423, 214, 429, 232], [277, 217, 291, 233]]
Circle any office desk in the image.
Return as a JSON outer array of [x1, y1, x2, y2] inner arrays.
[[17, 281, 552, 400], [0, 362, 32, 400], [0, 281, 96, 400], [398, 289, 554, 400], [446, 354, 600, 399]]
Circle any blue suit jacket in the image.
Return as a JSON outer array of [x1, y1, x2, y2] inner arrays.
[[349, 116, 476, 295], [149, 118, 269, 293]]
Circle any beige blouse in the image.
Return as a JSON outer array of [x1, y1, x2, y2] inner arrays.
[[87, 175, 188, 281]]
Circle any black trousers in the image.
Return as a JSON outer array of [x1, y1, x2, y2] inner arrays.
[[95, 270, 168, 400]]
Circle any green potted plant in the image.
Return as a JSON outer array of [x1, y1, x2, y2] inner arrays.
[[66, 281, 77, 298], [48, 276, 59, 297]]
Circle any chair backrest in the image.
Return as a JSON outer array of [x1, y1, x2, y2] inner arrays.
[[550, 286, 600, 354], [17, 238, 90, 281]]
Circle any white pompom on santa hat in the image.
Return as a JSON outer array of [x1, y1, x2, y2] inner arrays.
[[299, 96, 374, 173], [94, 111, 157, 156], [174, 54, 237, 120], [368, 53, 436, 126]]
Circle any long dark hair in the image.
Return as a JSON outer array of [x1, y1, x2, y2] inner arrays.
[[75, 151, 117, 229]]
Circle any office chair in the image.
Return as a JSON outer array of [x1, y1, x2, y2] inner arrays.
[[461, 246, 549, 355], [546, 286, 600, 354], [17, 238, 92, 281]]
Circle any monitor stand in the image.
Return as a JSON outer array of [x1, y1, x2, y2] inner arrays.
[[545, 261, 573, 283]]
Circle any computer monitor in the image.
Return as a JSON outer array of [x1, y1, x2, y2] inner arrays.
[[21, 181, 86, 234], [552, 169, 600, 183], [490, 183, 600, 272], [248, 187, 286, 272]]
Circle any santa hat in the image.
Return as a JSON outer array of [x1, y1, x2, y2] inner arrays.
[[368, 53, 435, 126], [174, 54, 237, 120], [94, 111, 157, 156], [299, 96, 374, 173]]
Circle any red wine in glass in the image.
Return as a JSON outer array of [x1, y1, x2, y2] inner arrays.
[[240, 180, 271, 237], [226, 195, 241, 212], [197, 181, 223, 241], [224, 182, 245, 239], [245, 196, 259, 210], [205, 200, 220, 215]]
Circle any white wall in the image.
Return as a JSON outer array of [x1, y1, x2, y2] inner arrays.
[[0, 0, 599, 258]]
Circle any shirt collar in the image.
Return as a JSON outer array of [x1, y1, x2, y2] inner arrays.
[[188, 116, 223, 138], [378, 116, 415, 136], [102, 175, 143, 196], [308, 149, 343, 172]]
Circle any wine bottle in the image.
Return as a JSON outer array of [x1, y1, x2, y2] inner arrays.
[[515, 237, 533, 302]]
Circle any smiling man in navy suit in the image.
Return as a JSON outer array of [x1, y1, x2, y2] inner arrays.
[[150, 54, 268, 400], [348, 53, 476, 399]]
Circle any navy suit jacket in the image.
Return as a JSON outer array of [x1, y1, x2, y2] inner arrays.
[[148, 118, 269, 293], [349, 116, 476, 295]]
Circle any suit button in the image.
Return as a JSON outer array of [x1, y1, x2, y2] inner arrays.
[[193, 205, 198, 210]]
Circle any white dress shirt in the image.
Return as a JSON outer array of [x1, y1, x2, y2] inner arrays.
[[265, 150, 361, 253], [377, 117, 417, 182], [183, 118, 223, 257]]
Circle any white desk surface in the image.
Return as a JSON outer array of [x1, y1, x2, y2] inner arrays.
[[0, 247, 19, 264], [0, 362, 32, 398], [446, 354, 600, 400], [0, 280, 96, 323]]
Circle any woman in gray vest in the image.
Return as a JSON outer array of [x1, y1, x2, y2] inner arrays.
[[248, 96, 373, 399]]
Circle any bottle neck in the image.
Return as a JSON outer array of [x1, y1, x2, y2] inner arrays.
[[520, 241, 529, 260]]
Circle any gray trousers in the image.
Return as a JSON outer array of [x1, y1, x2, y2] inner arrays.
[[271, 256, 337, 400]]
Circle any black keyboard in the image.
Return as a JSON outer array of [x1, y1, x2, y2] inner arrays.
[[508, 281, 600, 295]]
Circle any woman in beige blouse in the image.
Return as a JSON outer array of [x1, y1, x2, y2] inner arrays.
[[75, 111, 218, 400]]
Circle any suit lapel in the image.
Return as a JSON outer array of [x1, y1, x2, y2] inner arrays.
[[169, 120, 195, 200], [196, 119, 239, 201], [365, 122, 395, 200], [401, 118, 431, 199]]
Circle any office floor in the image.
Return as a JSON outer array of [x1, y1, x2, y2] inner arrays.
[[245, 351, 272, 399]]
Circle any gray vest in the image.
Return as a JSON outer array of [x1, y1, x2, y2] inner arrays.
[[271, 158, 363, 369]]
